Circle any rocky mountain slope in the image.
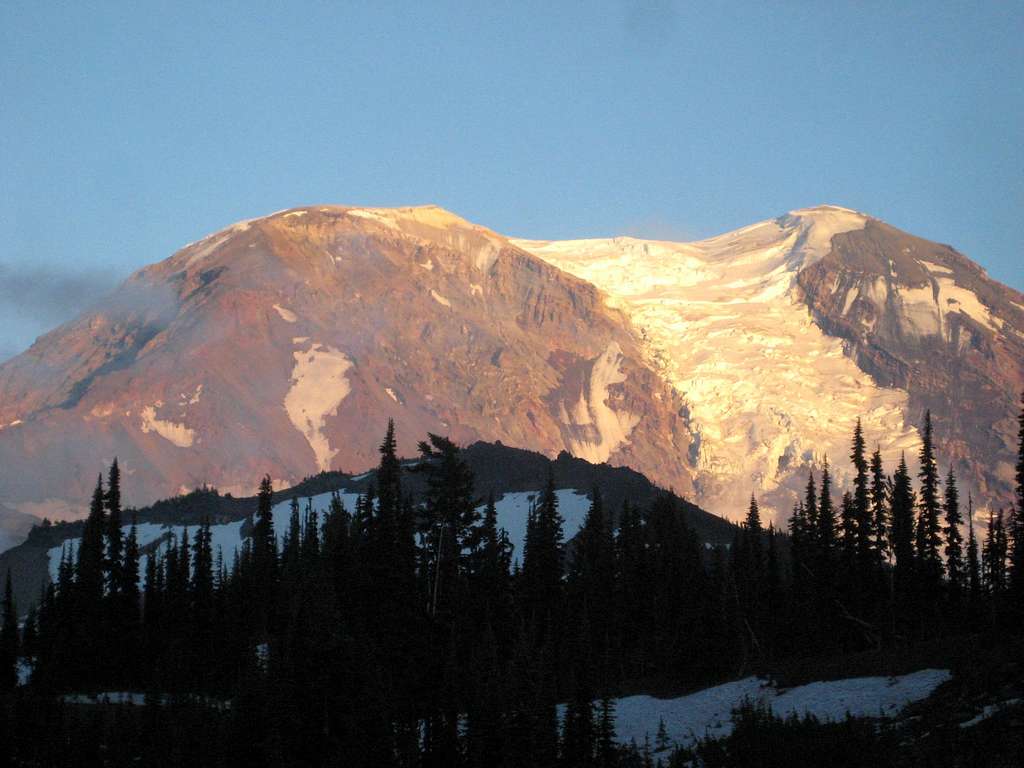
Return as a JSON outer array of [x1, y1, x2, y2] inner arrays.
[[0, 206, 695, 541], [0, 203, 1019, 545]]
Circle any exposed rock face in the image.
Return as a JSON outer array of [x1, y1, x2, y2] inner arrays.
[[796, 219, 1024, 507], [0, 206, 695, 532]]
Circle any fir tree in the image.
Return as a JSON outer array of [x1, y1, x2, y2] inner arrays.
[[890, 454, 916, 595], [915, 411, 944, 591], [943, 466, 965, 603], [1010, 391, 1024, 608], [744, 494, 763, 573], [105, 458, 124, 598], [966, 494, 981, 607], [869, 448, 889, 565], [850, 419, 874, 575], [522, 467, 565, 636], [804, 469, 819, 548], [417, 431, 478, 618], [596, 696, 617, 768], [251, 475, 278, 625], [817, 458, 836, 561]]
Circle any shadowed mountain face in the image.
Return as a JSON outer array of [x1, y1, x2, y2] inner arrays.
[[796, 219, 1024, 506], [0, 206, 695, 533], [0, 204, 1020, 545]]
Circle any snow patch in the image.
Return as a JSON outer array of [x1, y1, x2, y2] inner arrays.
[[959, 699, 1020, 728], [385, 387, 400, 403], [599, 668, 950, 749], [139, 406, 196, 448], [284, 344, 353, 472], [273, 304, 297, 323], [430, 289, 452, 308], [918, 259, 953, 275], [477, 489, 591, 562], [561, 342, 639, 464]]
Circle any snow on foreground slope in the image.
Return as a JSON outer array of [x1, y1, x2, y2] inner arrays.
[[590, 668, 951, 749], [514, 206, 922, 523], [46, 488, 593, 582]]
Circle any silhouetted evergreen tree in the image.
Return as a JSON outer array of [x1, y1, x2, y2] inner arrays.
[[966, 495, 981, 608], [1011, 391, 1024, 616], [891, 454, 916, 602], [850, 419, 874, 580], [869, 448, 889, 567], [596, 695, 617, 768], [418, 431, 479, 620], [943, 467, 965, 606], [522, 468, 564, 640], [916, 411, 944, 596]]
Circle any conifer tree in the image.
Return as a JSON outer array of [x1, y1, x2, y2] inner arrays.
[[966, 495, 981, 604], [252, 475, 278, 622], [0, 570, 17, 690], [1010, 391, 1024, 607], [571, 487, 616, 656], [282, 497, 302, 578], [817, 458, 836, 560], [915, 411, 944, 591], [744, 494, 763, 572], [417, 431, 478, 618], [840, 491, 858, 577], [850, 419, 873, 574], [869, 448, 889, 566], [943, 466, 965, 603], [596, 696, 617, 768], [983, 509, 1008, 596], [105, 458, 124, 598], [122, 514, 140, 616], [522, 468, 565, 639], [890, 454, 916, 599], [804, 469, 819, 548], [78, 475, 107, 604]]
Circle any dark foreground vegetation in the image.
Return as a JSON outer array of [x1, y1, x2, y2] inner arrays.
[[1, 394, 1023, 766]]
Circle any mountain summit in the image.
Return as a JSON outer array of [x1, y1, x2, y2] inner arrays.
[[0, 205, 694, 543], [0, 204, 1020, 547]]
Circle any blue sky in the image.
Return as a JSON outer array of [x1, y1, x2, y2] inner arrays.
[[1, 1, 1021, 358]]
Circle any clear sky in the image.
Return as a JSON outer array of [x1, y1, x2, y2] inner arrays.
[[1, 1, 1021, 359]]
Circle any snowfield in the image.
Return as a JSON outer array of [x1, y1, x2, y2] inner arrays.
[[601, 669, 951, 749], [514, 206, 923, 526], [46, 488, 592, 582]]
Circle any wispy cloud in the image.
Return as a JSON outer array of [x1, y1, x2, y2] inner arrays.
[[0, 263, 123, 360]]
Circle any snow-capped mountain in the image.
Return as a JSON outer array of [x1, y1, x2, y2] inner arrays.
[[514, 205, 1024, 520], [0, 203, 1020, 544]]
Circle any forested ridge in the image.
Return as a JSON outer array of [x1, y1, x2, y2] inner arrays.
[[1, 395, 1023, 767]]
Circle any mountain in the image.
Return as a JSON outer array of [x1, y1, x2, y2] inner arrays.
[[0, 203, 1020, 545], [0, 206, 695, 538], [0, 440, 736, 611], [513, 205, 1024, 519]]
